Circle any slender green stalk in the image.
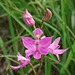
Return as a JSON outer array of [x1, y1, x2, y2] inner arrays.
[[33, 25, 36, 29], [45, 55, 47, 75], [29, 63, 37, 75], [41, 20, 44, 29], [37, 55, 44, 74]]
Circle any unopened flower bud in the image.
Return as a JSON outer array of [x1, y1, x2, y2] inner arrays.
[[23, 9, 35, 26], [42, 8, 52, 21]]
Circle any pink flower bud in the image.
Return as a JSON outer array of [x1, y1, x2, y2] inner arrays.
[[23, 9, 35, 26], [42, 8, 52, 21]]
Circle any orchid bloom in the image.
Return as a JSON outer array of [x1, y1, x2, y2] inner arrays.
[[21, 28, 53, 59], [10, 52, 30, 70], [48, 37, 69, 61], [23, 9, 35, 26]]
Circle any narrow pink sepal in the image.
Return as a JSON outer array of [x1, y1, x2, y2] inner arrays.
[[54, 48, 69, 54], [10, 65, 23, 70], [56, 55, 60, 61]]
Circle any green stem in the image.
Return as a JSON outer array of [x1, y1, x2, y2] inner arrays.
[[37, 55, 44, 74], [33, 25, 36, 29], [41, 20, 44, 29], [29, 63, 37, 75]]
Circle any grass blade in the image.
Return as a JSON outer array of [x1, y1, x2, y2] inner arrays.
[[0, 37, 14, 75], [6, 5, 18, 54]]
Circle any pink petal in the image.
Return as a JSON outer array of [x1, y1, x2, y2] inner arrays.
[[49, 37, 60, 50], [39, 47, 48, 55], [54, 48, 69, 54], [33, 28, 43, 38], [25, 50, 35, 56], [21, 37, 35, 49], [33, 51, 41, 59], [26, 56, 30, 63], [48, 48, 54, 54], [39, 36, 53, 48], [56, 54, 60, 61], [17, 52, 29, 63], [23, 57, 30, 65], [10, 64, 24, 70], [17, 52, 21, 56]]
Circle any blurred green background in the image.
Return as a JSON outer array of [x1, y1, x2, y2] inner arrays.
[[0, 0, 75, 75]]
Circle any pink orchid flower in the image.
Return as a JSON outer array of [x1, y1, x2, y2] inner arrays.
[[21, 28, 53, 59], [48, 37, 69, 61], [23, 9, 35, 26], [10, 52, 30, 70]]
